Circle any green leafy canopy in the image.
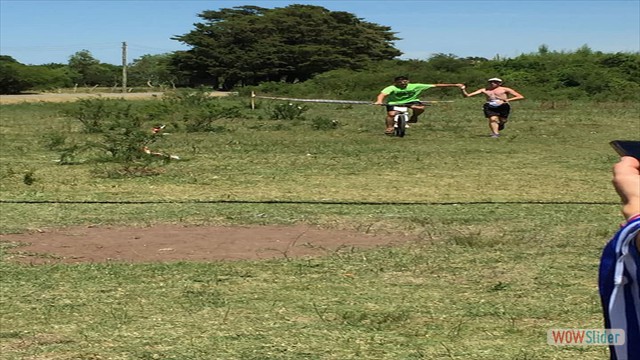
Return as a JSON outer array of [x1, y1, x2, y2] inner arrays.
[[171, 5, 402, 89]]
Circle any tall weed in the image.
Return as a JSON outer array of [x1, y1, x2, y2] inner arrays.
[[148, 89, 242, 132], [48, 98, 173, 174], [269, 102, 309, 120]]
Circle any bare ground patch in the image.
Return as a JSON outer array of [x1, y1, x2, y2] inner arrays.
[[0, 224, 408, 264], [0, 91, 232, 104]]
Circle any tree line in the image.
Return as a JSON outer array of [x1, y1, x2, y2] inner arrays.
[[0, 51, 180, 94], [246, 46, 639, 102], [1, 4, 638, 101]]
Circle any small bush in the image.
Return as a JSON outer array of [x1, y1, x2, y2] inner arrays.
[[148, 89, 241, 132], [311, 116, 340, 130], [22, 170, 36, 185], [66, 98, 133, 133], [270, 102, 308, 120], [49, 98, 175, 176], [41, 133, 67, 150]]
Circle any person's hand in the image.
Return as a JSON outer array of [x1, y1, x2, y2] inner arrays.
[[458, 84, 466, 89], [612, 156, 640, 221]]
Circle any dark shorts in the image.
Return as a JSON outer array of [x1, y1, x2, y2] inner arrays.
[[483, 103, 511, 118], [386, 101, 422, 112]]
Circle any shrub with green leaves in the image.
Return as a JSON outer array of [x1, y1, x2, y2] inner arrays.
[[147, 89, 241, 132], [97, 115, 156, 162], [270, 102, 309, 120], [65, 98, 139, 133], [311, 116, 340, 130], [22, 170, 36, 185], [47, 98, 174, 175]]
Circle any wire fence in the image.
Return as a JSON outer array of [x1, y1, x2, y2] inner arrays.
[[0, 199, 618, 206], [252, 94, 372, 105], [250, 92, 454, 108]]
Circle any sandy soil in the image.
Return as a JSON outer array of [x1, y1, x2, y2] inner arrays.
[[0, 91, 233, 104], [0, 224, 407, 264]]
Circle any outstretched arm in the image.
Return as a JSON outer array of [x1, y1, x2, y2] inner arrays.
[[613, 156, 640, 222], [459, 85, 484, 98], [374, 93, 387, 105], [433, 83, 464, 88], [612, 156, 640, 248]]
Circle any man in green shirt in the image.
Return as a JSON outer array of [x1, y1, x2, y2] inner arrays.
[[374, 76, 463, 135]]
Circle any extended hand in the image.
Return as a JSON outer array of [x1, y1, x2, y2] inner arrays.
[[613, 156, 640, 220]]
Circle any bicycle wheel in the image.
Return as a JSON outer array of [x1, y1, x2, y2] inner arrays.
[[395, 113, 407, 137]]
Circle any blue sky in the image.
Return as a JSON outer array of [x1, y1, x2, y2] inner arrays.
[[1, 0, 638, 65]]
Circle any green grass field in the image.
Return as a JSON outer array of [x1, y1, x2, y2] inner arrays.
[[0, 96, 638, 359]]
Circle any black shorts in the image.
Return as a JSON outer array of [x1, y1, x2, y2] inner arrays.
[[483, 103, 511, 118], [386, 101, 422, 112]]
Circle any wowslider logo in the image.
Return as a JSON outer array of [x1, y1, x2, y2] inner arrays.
[[547, 329, 625, 346]]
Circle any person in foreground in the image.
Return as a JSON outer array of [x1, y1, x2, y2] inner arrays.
[[374, 76, 463, 135], [599, 155, 640, 359], [459, 78, 524, 138]]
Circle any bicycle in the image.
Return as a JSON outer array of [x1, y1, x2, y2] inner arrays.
[[382, 102, 432, 137], [390, 105, 410, 137]]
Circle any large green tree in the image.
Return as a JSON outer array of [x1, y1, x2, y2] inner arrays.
[[128, 54, 182, 87], [0, 56, 32, 94], [0, 56, 73, 94], [68, 50, 120, 86], [172, 4, 401, 89]]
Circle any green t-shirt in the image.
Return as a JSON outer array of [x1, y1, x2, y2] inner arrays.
[[381, 83, 434, 104]]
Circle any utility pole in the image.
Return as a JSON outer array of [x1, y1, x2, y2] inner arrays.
[[122, 41, 127, 93]]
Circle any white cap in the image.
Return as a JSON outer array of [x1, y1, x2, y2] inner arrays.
[[488, 77, 503, 83]]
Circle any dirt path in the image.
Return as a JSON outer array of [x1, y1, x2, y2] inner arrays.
[[0, 224, 407, 264], [0, 91, 232, 104]]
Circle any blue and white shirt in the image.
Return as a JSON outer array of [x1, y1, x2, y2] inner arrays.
[[599, 215, 640, 359]]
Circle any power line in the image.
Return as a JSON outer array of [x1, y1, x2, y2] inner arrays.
[[127, 43, 186, 53], [2, 42, 184, 54], [1, 43, 121, 52]]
